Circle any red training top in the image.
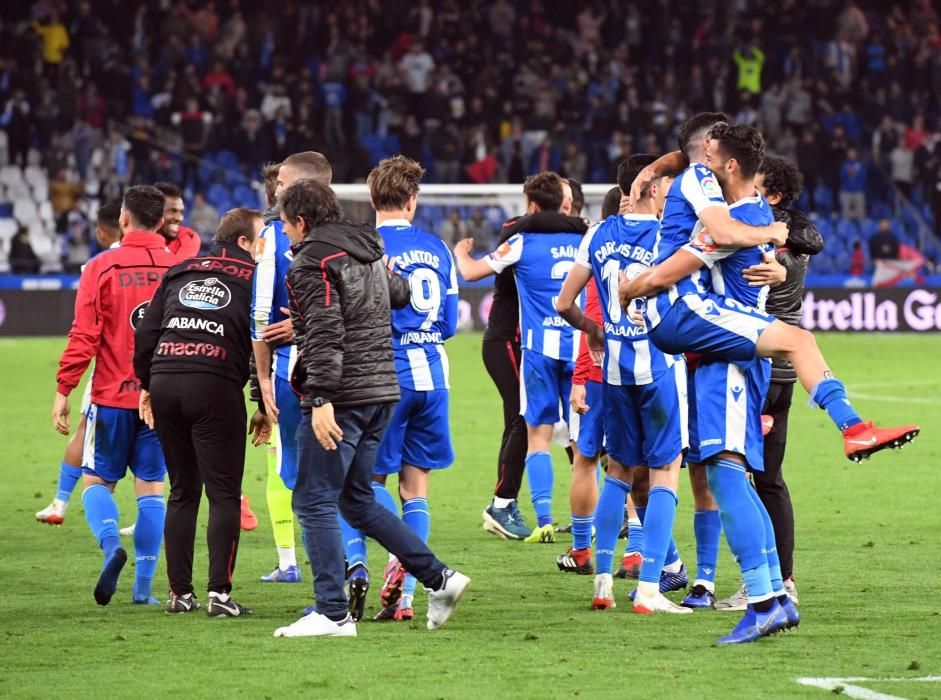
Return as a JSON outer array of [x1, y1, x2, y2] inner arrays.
[[572, 278, 604, 386], [56, 231, 177, 409], [167, 225, 201, 261]]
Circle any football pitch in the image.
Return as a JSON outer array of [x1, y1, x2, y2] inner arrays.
[[1, 333, 939, 699]]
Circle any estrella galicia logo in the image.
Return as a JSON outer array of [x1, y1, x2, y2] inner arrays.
[[179, 277, 232, 311], [129, 301, 150, 330]]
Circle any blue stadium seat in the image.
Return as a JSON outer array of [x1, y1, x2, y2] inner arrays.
[[834, 218, 859, 243], [870, 200, 892, 219], [232, 184, 257, 207], [215, 150, 239, 170], [813, 185, 834, 216], [206, 183, 230, 209]]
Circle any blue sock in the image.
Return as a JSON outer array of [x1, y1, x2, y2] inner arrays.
[[810, 377, 862, 431], [56, 462, 82, 503], [745, 482, 785, 593], [401, 497, 430, 599], [664, 536, 681, 568], [626, 517, 645, 555], [706, 458, 773, 601], [82, 484, 120, 559], [132, 494, 165, 601], [525, 451, 554, 527], [340, 515, 367, 569], [639, 486, 678, 584], [571, 514, 594, 551], [371, 480, 399, 516], [693, 509, 721, 584], [593, 477, 630, 575], [636, 505, 646, 523]]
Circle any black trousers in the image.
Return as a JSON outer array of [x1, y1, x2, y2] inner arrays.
[[482, 338, 528, 500], [150, 372, 246, 595], [754, 382, 796, 580]]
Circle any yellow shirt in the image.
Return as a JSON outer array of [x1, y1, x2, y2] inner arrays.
[[33, 21, 69, 64]]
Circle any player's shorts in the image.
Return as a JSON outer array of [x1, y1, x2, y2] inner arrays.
[[82, 403, 166, 482], [686, 364, 701, 465], [603, 361, 688, 469], [375, 388, 454, 474], [694, 357, 771, 472], [275, 375, 301, 489], [520, 349, 573, 428], [648, 294, 774, 365], [569, 380, 604, 458]]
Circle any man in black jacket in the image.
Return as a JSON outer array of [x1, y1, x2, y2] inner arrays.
[[134, 207, 271, 617], [272, 179, 469, 638]]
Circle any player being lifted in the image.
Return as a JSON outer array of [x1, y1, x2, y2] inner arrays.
[[52, 186, 177, 606], [456, 172, 586, 545], [339, 156, 459, 623], [556, 157, 691, 614]]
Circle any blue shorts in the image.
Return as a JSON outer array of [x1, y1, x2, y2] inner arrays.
[[375, 388, 454, 474], [648, 294, 774, 365], [686, 365, 701, 465], [275, 375, 301, 489], [603, 362, 688, 468], [520, 350, 573, 427], [569, 380, 604, 457], [82, 404, 166, 483], [695, 358, 771, 472]]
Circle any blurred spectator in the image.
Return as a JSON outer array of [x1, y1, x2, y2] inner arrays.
[[850, 240, 866, 275], [10, 227, 39, 274], [32, 11, 70, 76], [1, 90, 31, 167], [465, 209, 495, 252], [439, 209, 466, 245], [171, 98, 212, 192], [188, 193, 220, 243], [869, 219, 901, 260], [49, 169, 83, 217], [733, 43, 765, 95], [839, 147, 868, 219], [890, 141, 915, 198]]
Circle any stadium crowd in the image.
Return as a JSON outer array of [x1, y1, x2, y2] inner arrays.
[[2, 0, 941, 272]]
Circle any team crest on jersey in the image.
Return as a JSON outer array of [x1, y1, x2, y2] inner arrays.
[[129, 301, 150, 330], [179, 277, 232, 310], [494, 242, 513, 259]]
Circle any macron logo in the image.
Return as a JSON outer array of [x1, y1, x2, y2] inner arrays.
[[731, 386, 744, 402], [704, 303, 721, 317]]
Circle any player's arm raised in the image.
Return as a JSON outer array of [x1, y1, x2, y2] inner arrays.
[[452, 237, 495, 281], [629, 150, 688, 206]]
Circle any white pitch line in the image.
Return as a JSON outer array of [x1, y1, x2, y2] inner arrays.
[[848, 391, 941, 405], [796, 676, 941, 700]]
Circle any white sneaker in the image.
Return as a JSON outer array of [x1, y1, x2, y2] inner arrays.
[[119, 523, 136, 537], [715, 583, 749, 612], [784, 579, 799, 606], [633, 592, 693, 615], [36, 499, 67, 525], [425, 569, 470, 630], [273, 611, 357, 638], [592, 573, 616, 610]]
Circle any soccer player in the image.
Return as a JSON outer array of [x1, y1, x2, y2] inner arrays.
[[556, 160, 691, 615], [52, 186, 177, 606], [456, 172, 587, 544], [339, 156, 458, 623], [716, 154, 823, 611], [37, 200, 122, 525], [155, 181, 202, 260], [620, 123, 920, 463], [253, 152, 333, 583]]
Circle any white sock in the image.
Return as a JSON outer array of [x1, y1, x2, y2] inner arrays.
[[636, 581, 659, 599], [693, 579, 715, 593], [208, 591, 229, 602], [662, 559, 683, 574], [277, 546, 296, 570], [493, 497, 514, 509]]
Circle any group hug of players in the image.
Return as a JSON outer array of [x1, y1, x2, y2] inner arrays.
[[40, 111, 919, 643]]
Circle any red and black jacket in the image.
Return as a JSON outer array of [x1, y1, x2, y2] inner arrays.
[[133, 244, 256, 390]]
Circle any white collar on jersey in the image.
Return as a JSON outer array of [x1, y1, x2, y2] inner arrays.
[[620, 213, 659, 221], [728, 191, 763, 209], [377, 218, 411, 228]]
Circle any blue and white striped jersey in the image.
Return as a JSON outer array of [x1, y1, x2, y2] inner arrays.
[[380, 221, 458, 391], [683, 194, 774, 311], [250, 219, 296, 380], [487, 231, 584, 362], [646, 163, 728, 328], [576, 214, 677, 385]]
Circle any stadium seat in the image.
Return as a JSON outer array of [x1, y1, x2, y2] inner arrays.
[[0, 217, 17, 273], [813, 185, 834, 216], [232, 183, 259, 207], [206, 183, 230, 209], [0, 165, 24, 188], [13, 199, 39, 228], [835, 218, 859, 242], [23, 165, 46, 189]]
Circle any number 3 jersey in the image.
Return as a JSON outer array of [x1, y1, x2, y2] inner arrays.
[[379, 221, 459, 391], [575, 214, 679, 385], [486, 230, 585, 362]]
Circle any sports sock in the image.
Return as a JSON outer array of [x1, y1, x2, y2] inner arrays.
[[693, 509, 721, 588], [593, 477, 630, 575], [706, 458, 773, 603], [571, 514, 594, 551], [82, 484, 120, 558], [372, 481, 400, 516], [265, 444, 295, 553], [277, 546, 296, 570], [626, 517, 644, 554], [638, 485, 678, 584], [56, 462, 83, 503], [340, 515, 367, 569], [810, 377, 862, 431], [637, 504, 680, 567], [525, 451, 554, 527], [492, 496, 514, 509], [401, 497, 430, 599], [745, 483, 785, 594], [636, 505, 647, 523], [132, 494, 165, 601]]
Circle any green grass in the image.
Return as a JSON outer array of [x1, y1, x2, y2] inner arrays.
[[1, 333, 939, 699]]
